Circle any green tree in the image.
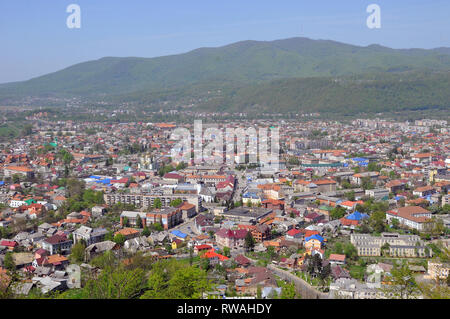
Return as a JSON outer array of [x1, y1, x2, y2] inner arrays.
[[169, 198, 183, 207], [81, 266, 146, 299], [113, 233, 126, 246], [381, 242, 390, 257], [142, 225, 150, 237], [345, 191, 355, 201], [330, 206, 346, 220], [153, 198, 162, 209], [382, 261, 421, 299], [223, 247, 231, 258], [90, 250, 117, 269], [391, 218, 400, 229], [343, 243, 358, 260], [280, 282, 297, 299], [104, 230, 114, 241], [370, 211, 386, 233], [141, 259, 211, 299], [151, 223, 164, 232], [267, 245, 276, 261], [244, 232, 255, 252], [136, 216, 143, 229], [70, 242, 86, 263], [3, 252, 15, 271], [256, 285, 262, 299]]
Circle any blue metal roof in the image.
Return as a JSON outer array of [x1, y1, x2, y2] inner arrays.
[[346, 211, 369, 221], [305, 234, 324, 242], [96, 179, 111, 184], [170, 230, 187, 239]]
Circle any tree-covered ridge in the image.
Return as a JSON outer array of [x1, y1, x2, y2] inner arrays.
[[194, 71, 450, 115], [1, 37, 450, 101]]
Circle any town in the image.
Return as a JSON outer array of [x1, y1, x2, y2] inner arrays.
[[0, 114, 449, 299]]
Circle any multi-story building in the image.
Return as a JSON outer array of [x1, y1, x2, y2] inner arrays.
[[251, 224, 271, 242], [146, 207, 182, 230], [427, 260, 450, 281], [41, 234, 73, 255], [215, 228, 248, 249], [119, 211, 147, 227], [72, 226, 107, 246], [103, 192, 200, 212], [351, 233, 430, 258], [385, 206, 432, 231], [365, 188, 389, 200], [3, 166, 34, 179], [442, 194, 450, 207]]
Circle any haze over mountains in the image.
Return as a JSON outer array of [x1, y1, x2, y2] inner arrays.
[[1, 37, 450, 114]]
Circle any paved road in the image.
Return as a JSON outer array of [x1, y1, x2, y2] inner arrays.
[[267, 264, 330, 299], [244, 255, 329, 299]]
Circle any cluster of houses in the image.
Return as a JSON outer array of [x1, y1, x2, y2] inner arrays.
[[0, 117, 449, 298]]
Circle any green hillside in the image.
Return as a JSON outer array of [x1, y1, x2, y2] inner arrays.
[[197, 71, 450, 115], [1, 37, 450, 100]]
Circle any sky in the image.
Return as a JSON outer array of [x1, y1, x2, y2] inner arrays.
[[0, 0, 449, 83]]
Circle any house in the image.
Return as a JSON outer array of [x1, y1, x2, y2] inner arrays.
[[170, 230, 188, 241], [338, 200, 364, 211], [32, 276, 66, 294], [11, 252, 34, 269], [3, 166, 34, 179], [235, 254, 251, 267], [124, 236, 150, 252], [194, 214, 214, 233], [304, 212, 323, 223], [72, 226, 107, 246], [314, 179, 337, 193], [385, 180, 406, 193], [329, 254, 346, 265], [285, 229, 303, 240], [413, 185, 436, 197], [194, 244, 212, 255], [0, 240, 18, 251], [171, 238, 183, 250], [200, 250, 229, 266], [179, 202, 197, 220], [365, 188, 390, 200], [339, 211, 369, 228], [33, 254, 69, 270], [351, 172, 379, 185], [331, 265, 350, 280], [114, 228, 140, 240], [251, 224, 271, 242], [91, 206, 107, 218], [304, 234, 324, 251], [42, 234, 72, 255], [242, 192, 262, 206], [215, 228, 248, 249], [85, 241, 119, 261]]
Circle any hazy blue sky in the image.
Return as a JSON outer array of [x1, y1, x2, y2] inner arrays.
[[0, 0, 449, 83]]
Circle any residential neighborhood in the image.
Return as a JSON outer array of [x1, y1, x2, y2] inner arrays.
[[0, 116, 449, 299]]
